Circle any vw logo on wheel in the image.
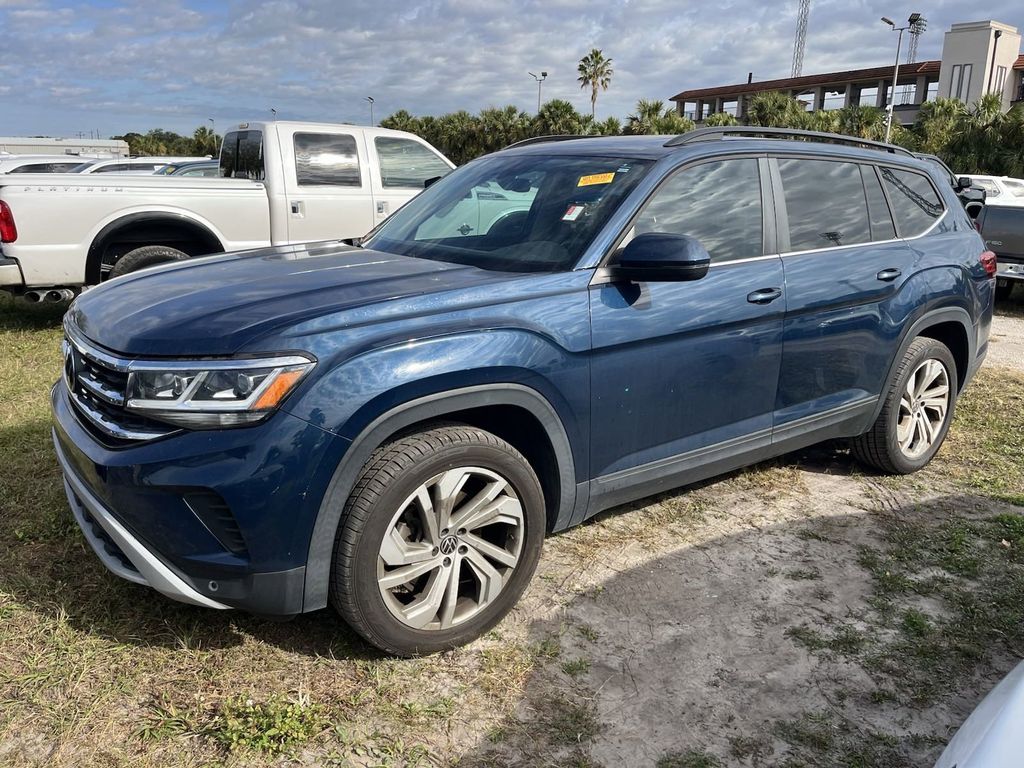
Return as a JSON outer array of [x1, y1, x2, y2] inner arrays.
[[439, 535, 459, 555]]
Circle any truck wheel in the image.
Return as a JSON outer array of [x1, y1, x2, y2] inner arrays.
[[995, 279, 1015, 302], [852, 337, 957, 475], [109, 245, 189, 279], [330, 424, 545, 656]]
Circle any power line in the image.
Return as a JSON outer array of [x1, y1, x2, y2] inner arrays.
[[791, 0, 812, 77]]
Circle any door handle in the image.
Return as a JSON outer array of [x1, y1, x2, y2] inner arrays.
[[876, 268, 902, 282], [746, 287, 783, 304], [376, 201, 389, 216], [290, 200, 303, 217]]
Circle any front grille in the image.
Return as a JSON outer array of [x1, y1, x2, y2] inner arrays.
[[63, 326, 175, 444]]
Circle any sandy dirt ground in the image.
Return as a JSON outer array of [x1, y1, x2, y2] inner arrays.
[[453, 311, 1024, 767]]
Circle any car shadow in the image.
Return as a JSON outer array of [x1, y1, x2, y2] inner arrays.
[[0, 293, 68, 331], [457, 493, 1024, 768]]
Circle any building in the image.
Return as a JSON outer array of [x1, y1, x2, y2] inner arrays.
[[671, 19, 1024, 125], [0, 136, 129, 158]]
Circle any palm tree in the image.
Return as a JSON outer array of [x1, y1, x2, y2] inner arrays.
[[657, 109, 695, 136], [799, 110, 840, 133], [191, 125, 219, 156], [478, 105, 531, 152], [746, 92, 804, 128], [835, 104, 886, 140], [577, 49, 613, 119], [380, 109, 422, 134], [703, 112, 738, 127], [436, 110, 482, 165], [534, 99, 585, 136], [913, 98, 965, 155], [625, 99, 665, 135], [591, 116, 622, 136]]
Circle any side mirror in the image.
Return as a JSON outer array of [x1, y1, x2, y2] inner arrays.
[[613, 232, 711, 282], [956, 176, 973, 191], [423, 175, 443, 189]]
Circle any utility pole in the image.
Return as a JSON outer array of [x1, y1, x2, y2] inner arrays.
[[529, 71, 548, 113], [365, 96, 375, 126]]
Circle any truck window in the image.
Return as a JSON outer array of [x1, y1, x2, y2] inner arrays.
[[375, 137, 451, 188], [220, 130, 265, 180], [294, 133, 360, 187]]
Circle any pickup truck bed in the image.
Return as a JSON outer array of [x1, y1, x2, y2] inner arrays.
[[979, 204, 1024, 299]]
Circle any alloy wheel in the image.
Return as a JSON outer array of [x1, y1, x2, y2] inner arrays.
[[896, 358, 950, 459], [376, 466, 524, 630]]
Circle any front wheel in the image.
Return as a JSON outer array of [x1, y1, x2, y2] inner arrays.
[[330, 425, 546, 656], [852, 337, 957, 474]]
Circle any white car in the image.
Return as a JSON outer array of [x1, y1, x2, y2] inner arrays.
[[0, 154, 99, 174], [935, 662, 1024, 767], [71, 156, 210, 175], [962, 174, 1024, 206], [0, 122, 454, 298]]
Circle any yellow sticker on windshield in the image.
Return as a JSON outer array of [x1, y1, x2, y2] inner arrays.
[[577, 172, 615, 187]]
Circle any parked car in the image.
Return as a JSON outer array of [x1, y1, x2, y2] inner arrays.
[[962, 174, 1024, 206], [934, 662, 1024, 767], [0, 154, 97, 174], [51, 127, 995, 656], [154, 160, 221, 178], [0, 122, 453, 299], [70, 156, 209, 175], [977, 203, 1024, 300]]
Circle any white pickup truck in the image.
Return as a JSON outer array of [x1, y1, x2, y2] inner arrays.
[[0, 121, 453, 300]]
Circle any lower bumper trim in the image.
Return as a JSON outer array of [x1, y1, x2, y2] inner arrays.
[[54, 430, 230, 610]]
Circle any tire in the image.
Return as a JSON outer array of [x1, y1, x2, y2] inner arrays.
[[109, 245, 189, 279], [330, 424, 545, 656], [995, 279, 1015, 302], [852, 337, 957, 474]]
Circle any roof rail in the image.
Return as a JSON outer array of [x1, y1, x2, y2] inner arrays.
[[504, 134, 601, 149], [664, 126, 914, 157]]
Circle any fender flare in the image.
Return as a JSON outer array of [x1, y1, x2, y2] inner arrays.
[[869, 305, 975, 424], [301, 383, 577, 612], [86, 212, 225, 284]]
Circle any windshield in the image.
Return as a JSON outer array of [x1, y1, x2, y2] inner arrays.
[[364, 153, 653, 272]]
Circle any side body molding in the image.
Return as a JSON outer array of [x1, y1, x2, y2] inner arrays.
[[302, 383, 578, 611]]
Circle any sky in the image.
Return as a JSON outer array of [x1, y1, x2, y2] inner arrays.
[[2, 0, 1022, 139]]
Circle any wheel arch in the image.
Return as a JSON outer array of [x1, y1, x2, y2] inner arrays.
[[85, 212, 225, 284], [870, 305, 975, 424], [301, 383, 577, 612]]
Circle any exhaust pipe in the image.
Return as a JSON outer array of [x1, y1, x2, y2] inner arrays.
[[23, 290, 44, 303], [44, 288, 75, 303]]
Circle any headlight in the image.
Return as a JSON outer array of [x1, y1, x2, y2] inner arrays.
[[125, 355, 315, 428]]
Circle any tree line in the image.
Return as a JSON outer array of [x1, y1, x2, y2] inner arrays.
[[381, 90, 1024, 176], [111, 126, 220, 157]]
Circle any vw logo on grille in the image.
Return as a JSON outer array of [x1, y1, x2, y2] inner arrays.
[[439, 535, 459, 555]]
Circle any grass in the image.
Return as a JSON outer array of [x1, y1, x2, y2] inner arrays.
[[3, 292, 1024, 766]]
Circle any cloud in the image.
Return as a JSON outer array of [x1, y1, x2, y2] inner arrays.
[[1, 0, 1022, 137]]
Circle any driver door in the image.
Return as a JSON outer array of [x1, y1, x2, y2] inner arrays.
[[588, 157, 785, 506]]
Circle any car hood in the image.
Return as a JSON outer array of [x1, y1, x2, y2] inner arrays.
[[68, 241, 521, 356]]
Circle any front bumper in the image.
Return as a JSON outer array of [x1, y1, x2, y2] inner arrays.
[[55, 432, 229, 609]]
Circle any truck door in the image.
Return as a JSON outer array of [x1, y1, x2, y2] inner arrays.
[[365, 134, 454, 229], [281, 126, 375, 243]]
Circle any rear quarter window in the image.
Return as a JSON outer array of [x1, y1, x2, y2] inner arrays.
[[220, 130, 265, 181], [880, 167, 944, 237]]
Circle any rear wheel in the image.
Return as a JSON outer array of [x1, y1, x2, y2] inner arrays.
[[330, 425, 545, 656], [852, 337, 957, 474], [109, 245, 189, 279]]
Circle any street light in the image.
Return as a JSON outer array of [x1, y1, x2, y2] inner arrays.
[[529, 71, 548, 113], [208, 117, 217, 155], [366, 96, 375, 126], [881, 12, 921, 143]]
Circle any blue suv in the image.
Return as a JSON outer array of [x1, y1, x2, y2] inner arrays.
[[52, 128, 996, 655]]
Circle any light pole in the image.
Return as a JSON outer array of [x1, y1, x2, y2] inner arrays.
[[208, 117, 216, 154], [529, 71, 548, 113], [366, 96, 375, 126], [270, 107, 277, 118], [881, 12, 921, 143]]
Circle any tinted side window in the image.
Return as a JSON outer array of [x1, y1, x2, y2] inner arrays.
[[16, 162, 79, 173], [96, 164, 131, 173], [375, 137, 451, 188], [632, 158, 763, 263], [880, 167, 944, 237], [294, 133, 360, 187], [778, 159, 871, 251], [862, 166, 896, 241], [220, 130, 265, 180]]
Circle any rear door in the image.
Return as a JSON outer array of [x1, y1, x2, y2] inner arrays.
[[771, 157, 942, 437], [280, 126, 374, 243], [366, 134, 453, 227]]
